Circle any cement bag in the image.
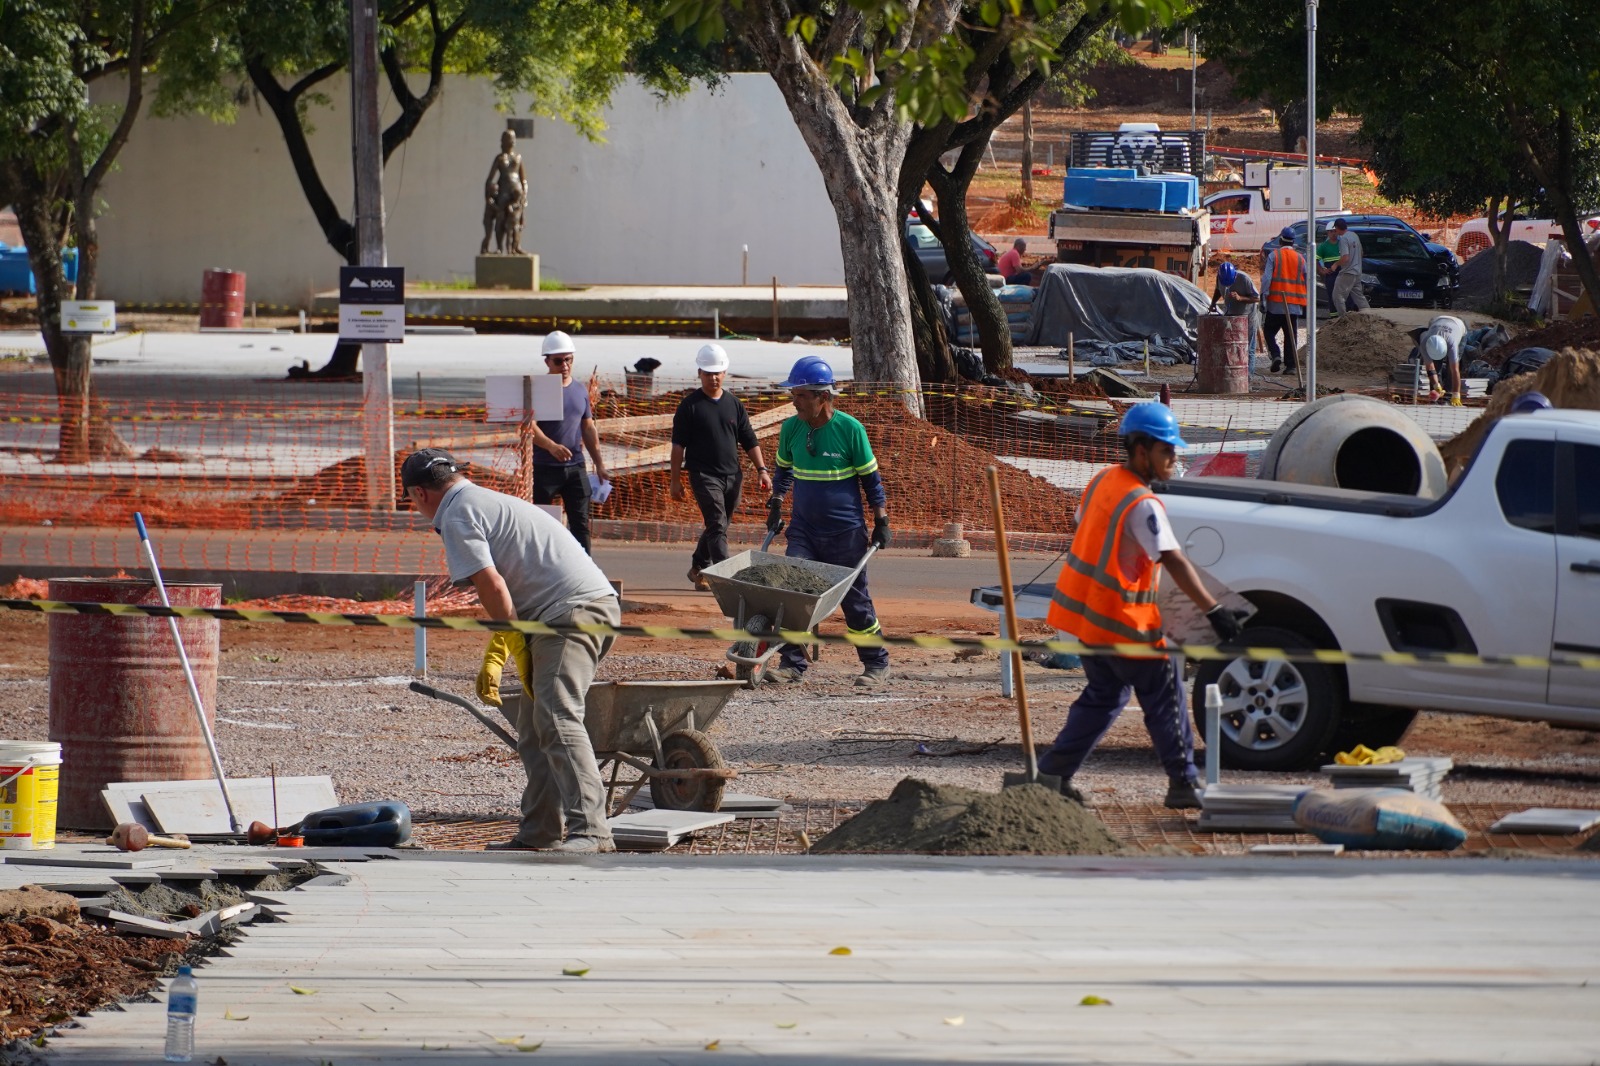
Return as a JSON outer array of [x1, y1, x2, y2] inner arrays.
[[1292, 788, 1466, 851]]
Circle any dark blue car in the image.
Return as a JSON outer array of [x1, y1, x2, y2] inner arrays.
[[1263, 216, 1460, 310]]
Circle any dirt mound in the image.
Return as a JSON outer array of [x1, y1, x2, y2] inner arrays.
[[1456, 240, 1545, 310], [1310, 312, 1419, 375], [1498, 315, 1600, 360], [809, 777, 1123, 856], [1440, 348, 1600, 473], [732, 563, 835, 595]]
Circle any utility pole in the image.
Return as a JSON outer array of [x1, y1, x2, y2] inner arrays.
[[352, 0, 395, 509], [1191, 33, 1198, 131], [1303, 0, 1318, 403]]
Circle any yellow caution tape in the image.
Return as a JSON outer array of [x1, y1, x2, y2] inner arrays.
[[2, 598, 1596, 672]]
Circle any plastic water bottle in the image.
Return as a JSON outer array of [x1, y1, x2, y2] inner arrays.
[[164, 964, 197, 1062]]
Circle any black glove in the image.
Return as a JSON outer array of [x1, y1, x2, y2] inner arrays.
[[766, 497, 784, 533], [871, 515, 891, 550], [1206, 604, 1245, 645]]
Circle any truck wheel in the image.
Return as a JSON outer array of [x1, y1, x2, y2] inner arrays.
[[1191, 625, 1343, 771], [1329, 706, 1418, 754]]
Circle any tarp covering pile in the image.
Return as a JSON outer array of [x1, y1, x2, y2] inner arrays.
[[1025, 263, 1210, 364]]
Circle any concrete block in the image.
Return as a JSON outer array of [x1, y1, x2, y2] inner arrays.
[[475, 253, 539, 290], [1489, 808, 1600, 834], [2, 851, 175, 870]]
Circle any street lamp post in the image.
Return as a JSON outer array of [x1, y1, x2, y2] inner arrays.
[[1304, 0, 1318, 402]]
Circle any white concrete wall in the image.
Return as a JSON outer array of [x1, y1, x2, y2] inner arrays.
[[93, 74, 845, 306]]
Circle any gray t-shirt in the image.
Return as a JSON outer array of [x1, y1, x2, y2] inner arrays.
[[1336, 230, 1364, 274], [1423, 315, 1467, 364], [433, 480, 615, 623], [1218, 273, 1262, 325]]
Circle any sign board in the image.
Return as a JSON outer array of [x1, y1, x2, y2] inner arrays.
[[485, 374, 564, 423], [61, 300, 116, 334], [338, 265, 405, 343]]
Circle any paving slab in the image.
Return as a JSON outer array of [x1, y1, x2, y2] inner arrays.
[[38, 854, 1600, 1065]]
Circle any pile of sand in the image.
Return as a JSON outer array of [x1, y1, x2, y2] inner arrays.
[[809, 777, 1123, 856], [1310, 312, 1420, 375], [1440, 348, 1600, 473], [1456, 240, 1545, 310]]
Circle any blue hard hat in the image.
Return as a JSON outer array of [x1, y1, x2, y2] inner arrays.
[[1119, 402, 1188, 448], [1510, 390, 1552, 414], [1218, 262, 1238, 285], [780, 355, 836, 391], [1279, 225, 1297, 244]]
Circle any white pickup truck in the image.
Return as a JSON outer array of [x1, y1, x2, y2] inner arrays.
[[1155, 409, 1600, 771], [1202, 168, 1347, 252]]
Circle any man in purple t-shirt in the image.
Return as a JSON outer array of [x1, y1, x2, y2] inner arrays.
[[530, 331, 611, 553]]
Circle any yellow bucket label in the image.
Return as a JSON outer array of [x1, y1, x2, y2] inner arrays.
[[0, 762, 60, 850]]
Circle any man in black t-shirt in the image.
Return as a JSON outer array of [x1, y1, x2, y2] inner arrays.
[[671, 344, 772, 589]]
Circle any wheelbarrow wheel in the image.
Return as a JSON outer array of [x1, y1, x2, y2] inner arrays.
[[652, 729, 727, 812]]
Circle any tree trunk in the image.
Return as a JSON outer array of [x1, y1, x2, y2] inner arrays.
[[1513, 108, 1600, 317], [1020, 99, 1034, 203], [1486, 194, 1510, 305], [929, 143, 1012, 374], [735, 4, 957, 413], [1273, 99, 1307, 153]]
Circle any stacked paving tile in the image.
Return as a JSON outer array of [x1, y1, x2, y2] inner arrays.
[[1321, 757, 1453, 802], [1196, 784, 1309, 832]]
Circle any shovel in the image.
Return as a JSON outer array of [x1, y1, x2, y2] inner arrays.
[[985, 467, 1061, 793]]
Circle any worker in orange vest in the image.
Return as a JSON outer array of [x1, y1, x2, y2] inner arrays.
[[1261, 227, 1309, 374], [1039, 403, 1246, 809]]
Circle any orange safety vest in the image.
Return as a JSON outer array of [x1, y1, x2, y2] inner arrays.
[[1265, 246, 1308, 310], [1046, 466, 1165, 647]]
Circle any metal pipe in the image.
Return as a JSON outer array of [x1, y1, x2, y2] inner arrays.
[[413, 580, 428, 677], [133, 512, 242, 834], [1304, 0, 1319, 402]]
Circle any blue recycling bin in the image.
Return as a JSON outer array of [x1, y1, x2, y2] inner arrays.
[[0, 245, 79, 295]]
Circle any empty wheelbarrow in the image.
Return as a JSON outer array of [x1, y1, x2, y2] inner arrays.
[[410, 678, 744, 813], [699, 532, 876, 686]]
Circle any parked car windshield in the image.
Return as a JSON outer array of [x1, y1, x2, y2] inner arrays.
[[1358, 231, 1434, 262]]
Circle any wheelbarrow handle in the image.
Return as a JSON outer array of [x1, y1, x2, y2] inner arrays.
[[408, 680, 519, 752], [760, 520, 785, 553], [851, 544, 878, 577]]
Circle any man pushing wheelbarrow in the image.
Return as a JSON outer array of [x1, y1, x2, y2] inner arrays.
[[760, 356, 892, 688]]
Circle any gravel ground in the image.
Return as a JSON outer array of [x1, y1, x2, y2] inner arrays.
[[3, 608, 1598, 826]]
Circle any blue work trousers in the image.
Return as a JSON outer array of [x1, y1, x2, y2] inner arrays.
[[779, 523, 888, 672], [1037, 653, 1196, 784]]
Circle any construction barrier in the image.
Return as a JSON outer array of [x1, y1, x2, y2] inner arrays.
[[3, 598, 1598, 672]]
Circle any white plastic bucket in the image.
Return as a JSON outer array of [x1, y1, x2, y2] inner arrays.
[[0, 741, 63, 851]]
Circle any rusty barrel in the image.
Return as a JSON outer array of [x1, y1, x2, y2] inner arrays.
[[199, 268, 246, 328], [1195, 313, 1251, 394], [47, 578, 221, 829]]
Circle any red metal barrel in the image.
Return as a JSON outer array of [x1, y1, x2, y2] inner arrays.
[[1195, 313, 1251, 394], [47, 578, 221, 829], [199, 268, 246, 328]]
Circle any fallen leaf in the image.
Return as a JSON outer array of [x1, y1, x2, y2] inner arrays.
[[494, 1035, 526, 1046], [943, 1015, 965, 1026], [561, 967, 590, 977], [513, 1043, 543, 1053], [1079, 995, 1112, 1006], [288, 985, 319, 996], [704, 1039, 721, 1051], [828, 946, 851, 956], [223, 1008, 250, 1021], [775, 1021, 797, 1029]]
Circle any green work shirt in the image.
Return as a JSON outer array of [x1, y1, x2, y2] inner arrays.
[[774, 411, 884, 534]]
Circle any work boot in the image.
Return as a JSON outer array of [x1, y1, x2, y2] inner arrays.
[[1163, 778, 1204, 811], [547, 836, 616, 854], [1058, 778, 1087, 805], [763, 666, 803, 684], [687, 568, 709, 591], [854, 666, 891, 688], [1270, 360, 1282, 374]]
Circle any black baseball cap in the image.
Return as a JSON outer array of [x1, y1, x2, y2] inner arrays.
[[400, 448, 464, 488]]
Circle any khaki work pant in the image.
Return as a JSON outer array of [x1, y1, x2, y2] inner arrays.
[[499, 597, 619, 846]]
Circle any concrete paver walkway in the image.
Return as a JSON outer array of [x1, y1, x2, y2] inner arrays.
[[42, 854, 1600, 1064]]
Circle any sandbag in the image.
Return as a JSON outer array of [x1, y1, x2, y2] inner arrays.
[[1292, 788, 1466, 851]]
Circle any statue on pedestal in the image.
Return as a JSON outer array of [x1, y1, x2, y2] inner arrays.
[[480, 129, 528, 255]]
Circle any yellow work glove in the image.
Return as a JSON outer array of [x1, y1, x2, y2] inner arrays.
[[1335, 744, 1377, 766], [1370, 746, 1406, 765], [1449, 395, 1463, 407], [476, 631, 532, 706]]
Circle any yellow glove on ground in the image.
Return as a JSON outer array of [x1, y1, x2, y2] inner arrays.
[[476, 631, 533, 706], [1334, 744, 1406, 766]]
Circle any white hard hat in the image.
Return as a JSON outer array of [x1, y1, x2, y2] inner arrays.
[[1423, 334, 1448, 361], [695, 343, 730, 373], [541, 330, 576, 357]]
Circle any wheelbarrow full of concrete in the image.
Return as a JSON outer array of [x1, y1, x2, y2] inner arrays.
[[699, 532, 876, 685], [409, 678, 744, 813]]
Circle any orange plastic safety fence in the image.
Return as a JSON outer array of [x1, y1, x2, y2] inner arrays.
[[0, 377, 1180, 575]]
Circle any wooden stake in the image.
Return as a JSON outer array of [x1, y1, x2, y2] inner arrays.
[[986, 466, 1041, 781]]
